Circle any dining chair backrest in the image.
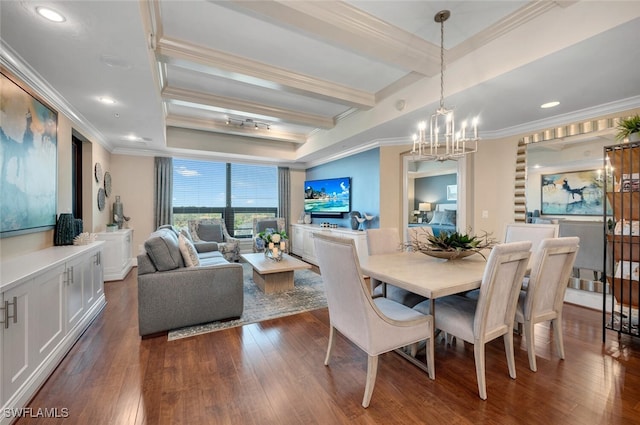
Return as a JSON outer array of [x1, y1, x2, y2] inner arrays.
[[504, 223, 558, 266], [504, 223, 559, 249], [314, 233, 383, 350], [366, 228, 401, 255], [523, 237, 579, 321], [474, 241, 532, 339]]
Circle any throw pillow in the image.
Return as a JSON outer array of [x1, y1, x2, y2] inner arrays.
[[429, 210, 446, 225], [257, 220, 278, 233], [441, 210, 457, 226], [198, 223, 223, 242], [178, 233, 200, 267], [180, 227, 194, 242]]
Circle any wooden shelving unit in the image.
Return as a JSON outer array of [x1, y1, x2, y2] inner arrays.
[[603, 141, 640, 340]]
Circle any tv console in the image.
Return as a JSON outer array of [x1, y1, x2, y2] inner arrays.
[[290, 223, 368, 265]]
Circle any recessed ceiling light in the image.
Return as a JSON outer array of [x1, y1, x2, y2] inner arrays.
[[540, 101, 560, 109], [36, 7, 66, 23], [125, 134, 141, 141], [98, 97, 116, 105]]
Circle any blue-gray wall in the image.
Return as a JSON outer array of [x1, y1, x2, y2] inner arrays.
[[414, 173, 456, 209], [305, 148, 380, 229]]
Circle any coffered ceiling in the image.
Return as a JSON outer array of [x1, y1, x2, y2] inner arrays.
[[1, 1, 639, 167]]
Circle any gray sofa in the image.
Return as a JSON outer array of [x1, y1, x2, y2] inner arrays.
[[137, 226, 244, 337]]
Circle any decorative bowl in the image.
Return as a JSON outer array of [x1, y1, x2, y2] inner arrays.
[[420, 249, 477, 260]]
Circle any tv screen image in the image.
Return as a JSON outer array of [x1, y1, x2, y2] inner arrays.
[[304, 177, 350, 214]]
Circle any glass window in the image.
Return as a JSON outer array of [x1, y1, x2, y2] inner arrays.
[[172, 158, 278, 237]]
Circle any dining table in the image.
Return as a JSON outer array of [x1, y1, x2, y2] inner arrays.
[[359, 250, 490, 370]]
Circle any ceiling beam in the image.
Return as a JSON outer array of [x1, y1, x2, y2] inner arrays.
[[165, 114, 307, 144], [221, 0, 441, 75], [162, 85, 334, 129], [155, 36, 376, 110]]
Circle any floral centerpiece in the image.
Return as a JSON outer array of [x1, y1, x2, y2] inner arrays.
[[256, 228, 288, 261], [406, 228, 496, 260]]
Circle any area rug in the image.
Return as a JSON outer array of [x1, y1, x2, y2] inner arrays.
[[168, 262, 326, 340]]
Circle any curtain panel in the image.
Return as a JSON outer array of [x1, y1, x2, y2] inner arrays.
[[278, 167, 290, 231], [154, 157, 173, 229]]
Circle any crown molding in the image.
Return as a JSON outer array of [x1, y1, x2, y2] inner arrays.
[[0, 39, 112, 151]]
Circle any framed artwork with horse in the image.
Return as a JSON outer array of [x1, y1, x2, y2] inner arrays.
[[1, 70, 58, 237], [540, 169, 608, 216]]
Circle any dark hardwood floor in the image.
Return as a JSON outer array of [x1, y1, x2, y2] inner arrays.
[[15, 268, 640, 424]]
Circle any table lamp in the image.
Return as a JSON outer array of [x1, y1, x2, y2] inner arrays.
[[419, 202, 431, 223]]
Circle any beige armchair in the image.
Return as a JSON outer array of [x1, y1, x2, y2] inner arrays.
[[314, 233, 435, 408], [187, 218, 241, 262]]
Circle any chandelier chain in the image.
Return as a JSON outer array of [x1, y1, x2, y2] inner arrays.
[[439, 13, 445, 110]]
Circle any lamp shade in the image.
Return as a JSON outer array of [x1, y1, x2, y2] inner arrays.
[[419, 202, 431, 212]]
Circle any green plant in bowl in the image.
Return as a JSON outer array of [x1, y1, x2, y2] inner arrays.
[[615, 114, 640, 141], [407, 228, 496, 260]]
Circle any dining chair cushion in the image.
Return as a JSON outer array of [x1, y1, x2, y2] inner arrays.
[[413, 295, 476, 343]]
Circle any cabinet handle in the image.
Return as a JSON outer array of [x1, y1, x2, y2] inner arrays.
[[1, 297, 18, 329], [70, 266, 74, 284]]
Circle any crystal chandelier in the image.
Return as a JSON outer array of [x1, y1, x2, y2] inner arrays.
[[412, 10, 479, 162]]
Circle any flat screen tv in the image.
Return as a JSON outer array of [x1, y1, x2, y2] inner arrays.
[[304, 177, 351, 216]]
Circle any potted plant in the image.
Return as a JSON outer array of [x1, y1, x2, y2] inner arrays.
[[256, 228, 288, 261], [615, 114, 640, 142], [406, 228, 496, 260]]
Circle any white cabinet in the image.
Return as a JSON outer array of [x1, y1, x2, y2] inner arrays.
[[95, 229, 133, 281], [290, 224, 369, 265], [0, 243, 104, 424]]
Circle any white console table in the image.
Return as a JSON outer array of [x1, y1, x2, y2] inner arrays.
[[95, 228, 133, 281], [0, 242, 105, 424], [290, 224, 369, 265]]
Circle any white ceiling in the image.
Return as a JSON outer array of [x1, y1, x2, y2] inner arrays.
[[1, 1, 639, 168]]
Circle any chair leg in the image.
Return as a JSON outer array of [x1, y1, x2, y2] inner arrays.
[[473, 344, 487, 400], [552, 316, 565, 360], [504, 330, 517, 379], [324, 326, 336, 366], [362, 355, 379, 408], [409, 342, 419, 357], [425, 336, 435, 380], [524, 320, 537, 372]]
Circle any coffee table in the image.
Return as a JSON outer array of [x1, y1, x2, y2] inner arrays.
[[241, 253, 312, 294]]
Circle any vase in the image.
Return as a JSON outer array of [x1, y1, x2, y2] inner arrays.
[[264, 247, 283, 261], [54, 213, 78, 246]]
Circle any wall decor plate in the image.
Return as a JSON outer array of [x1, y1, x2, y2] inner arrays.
[[97, 188, 106, 211], [104, 171, 112, 197], [94, 162, 103, 183]]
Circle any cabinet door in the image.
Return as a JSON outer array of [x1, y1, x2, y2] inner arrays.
[[303, 230, 317, 264], [2, 279, 36, 402], [291, 227, 304, 255], [93, 250, 104, 299], [32, 265, 65, 365], [121, 231, 132, 269], [65, 257, 85, 332]]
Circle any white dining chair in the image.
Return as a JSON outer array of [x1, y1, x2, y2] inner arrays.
[[366, 228, 426, 308], [515, 237, 579, 372], [504, 222, 559, 268], [413, 241, 531, 400], [314, 233, 435, 408]]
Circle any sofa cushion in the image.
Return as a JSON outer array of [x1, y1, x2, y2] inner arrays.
[[144, 229, 182, 271], [198, 223, 223, 242], [179, 233, 200, 267], [194, 241, 219, 253], [199, 251, 229, 266]]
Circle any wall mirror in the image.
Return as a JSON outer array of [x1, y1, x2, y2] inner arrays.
[[402, 154, 467, 241], [524, 130, 617, 301]]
